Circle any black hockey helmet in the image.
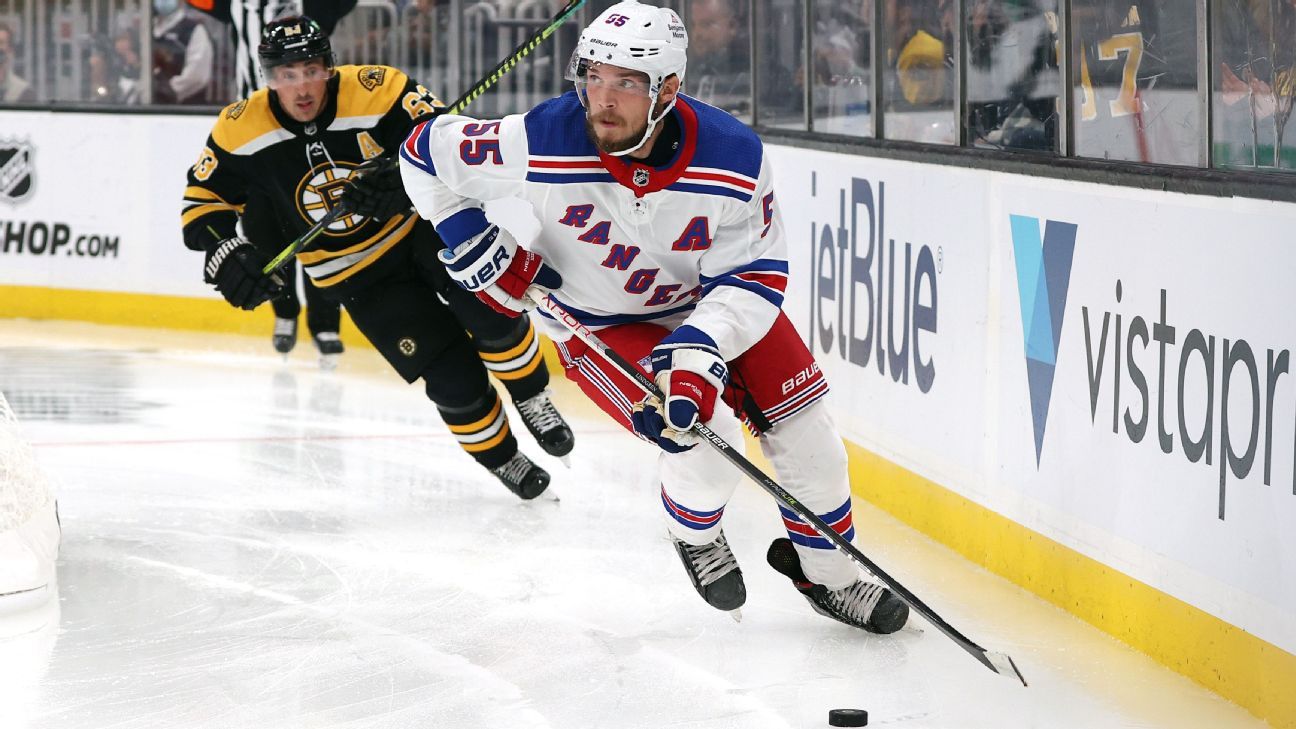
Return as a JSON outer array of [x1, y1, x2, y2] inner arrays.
[[257, 15, 334, 75]]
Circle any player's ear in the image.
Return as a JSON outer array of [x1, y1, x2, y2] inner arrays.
[[660, 74, 682, 105]]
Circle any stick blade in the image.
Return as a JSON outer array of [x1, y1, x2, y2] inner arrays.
[[985, 650, 1028, 686]]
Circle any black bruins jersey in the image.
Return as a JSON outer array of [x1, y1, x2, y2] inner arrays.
[[181, 64, 443, 289], [1075, 2, 1166, 123]]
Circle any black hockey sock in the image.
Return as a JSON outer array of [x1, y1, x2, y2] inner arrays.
[[436, 389, 518, 470], [475, 318, 549, 401]]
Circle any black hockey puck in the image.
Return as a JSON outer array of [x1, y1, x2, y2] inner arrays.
[[828, 708, 868, 727]]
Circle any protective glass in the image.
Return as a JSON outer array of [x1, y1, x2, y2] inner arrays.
[[263, 58, 333, 90]]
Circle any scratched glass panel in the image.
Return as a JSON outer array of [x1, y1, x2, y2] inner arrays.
[[965, 0, 1062, 153], [811, 0, 873, 137], [881, 0, 956, 144], [758, 0, 808, 130], [1071, 0, 1202, 165], [1213, 0, 1296, 173]]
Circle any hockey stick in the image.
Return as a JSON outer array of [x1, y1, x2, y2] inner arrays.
[[262, 0, 589, 275], [530, 289, 1028, 686]]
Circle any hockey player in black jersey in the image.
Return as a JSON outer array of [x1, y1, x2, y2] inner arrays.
[[186, 0, 359, 361], [180, 15, 575, 498]]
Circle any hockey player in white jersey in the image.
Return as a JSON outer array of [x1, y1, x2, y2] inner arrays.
[[398, 0, 907, 634]]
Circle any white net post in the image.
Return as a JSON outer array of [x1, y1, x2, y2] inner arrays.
[[0, 391, 60, 608]]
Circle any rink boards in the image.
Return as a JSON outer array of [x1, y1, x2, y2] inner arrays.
[[769, 145, 1296, 727], [0, 110, 1293, 727]]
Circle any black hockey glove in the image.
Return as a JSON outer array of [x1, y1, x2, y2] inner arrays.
[[203, 237, 284, 310], [340, 156, 411, 221]]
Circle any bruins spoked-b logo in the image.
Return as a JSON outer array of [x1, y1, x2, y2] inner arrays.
[[294, 159, 366, 234], [0, 139, 34, 203], [358, 66, 387, 91]]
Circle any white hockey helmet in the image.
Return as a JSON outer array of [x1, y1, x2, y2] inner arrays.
[[566, 0, 689, 155]]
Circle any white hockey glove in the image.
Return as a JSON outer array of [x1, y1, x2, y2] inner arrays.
[[438, 224, 562, 317], [630, 326, 729, 453]]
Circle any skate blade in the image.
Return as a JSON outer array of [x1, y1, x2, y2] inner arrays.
[[559, 455, 572, 468], [535, 489, 560, 504], [728, 608, 743, 623], [319, 354, 340, 371]]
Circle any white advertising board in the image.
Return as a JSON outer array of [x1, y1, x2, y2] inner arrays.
[[0, 110, 218, 298], [769, 144, 1296, 656], [991, 180, 1296, 655], [769, 147, 994, 499], [0, 110, 536, 302]]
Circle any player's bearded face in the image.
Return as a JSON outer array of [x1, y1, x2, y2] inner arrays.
[[585, 107, 652, 155], [582, 65, 656, 154]]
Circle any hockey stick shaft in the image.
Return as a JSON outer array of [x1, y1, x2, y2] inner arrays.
[[531, 290, 1027, 686], [262, 0, 588, 275]]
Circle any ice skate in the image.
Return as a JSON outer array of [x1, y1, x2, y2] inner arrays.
[[671, 530, 746, 617], [490, 451, 551, 500], [514, 389, 574, 462], [272, 317, 297, 357], [766, 537, 908, 634], [313, 331, 344, 370]]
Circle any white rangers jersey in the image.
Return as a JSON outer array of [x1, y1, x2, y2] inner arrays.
[[398, 92, 788, 361]]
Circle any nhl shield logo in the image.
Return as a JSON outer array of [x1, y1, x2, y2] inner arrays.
[[632, 168, 650, 188], [0, 140, 34, 204]]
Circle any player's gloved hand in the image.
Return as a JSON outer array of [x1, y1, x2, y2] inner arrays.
[[438, 224, 562, 317], [340, 156, 410, 220], [630, 326, 728, 453], [203, 237, 284, 310]]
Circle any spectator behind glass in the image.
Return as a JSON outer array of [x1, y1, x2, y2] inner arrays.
[[964, 0, 1059, 152], [87, 35, 138, 104], [813, 1, 871, 86], [809, 1, 874, 136], [87, 27, 143, 104], [404, 0, 449, 75], [153, 0, 215, 103], [689, 0, 751, 117], [0, 22, 34, 103], [889, 0, 955, 107]]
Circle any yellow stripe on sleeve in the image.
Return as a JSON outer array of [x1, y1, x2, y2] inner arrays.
[[182, 202, 239, 227]]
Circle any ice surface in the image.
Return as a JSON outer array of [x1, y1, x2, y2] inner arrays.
[[0, 321, 1264, 728]]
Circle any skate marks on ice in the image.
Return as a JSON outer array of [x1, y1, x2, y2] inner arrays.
[[0, 322, 1270, 729]]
